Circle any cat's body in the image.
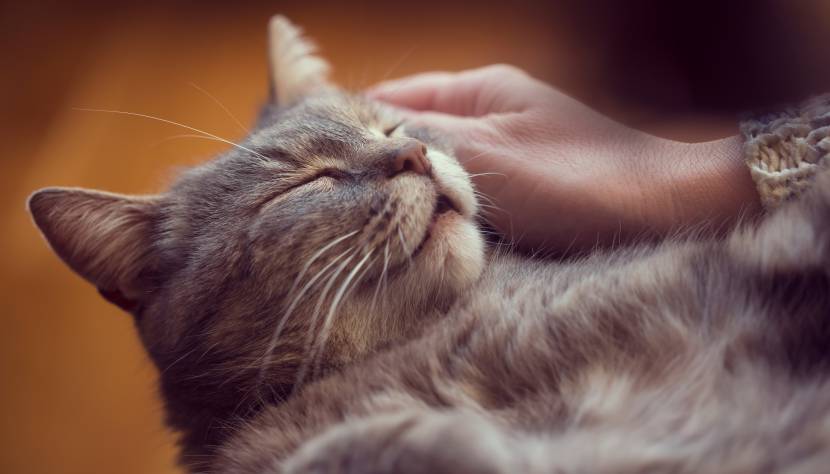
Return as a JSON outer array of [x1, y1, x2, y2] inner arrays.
[[217, 225, 830, 473], [28, 16, 830, 474]]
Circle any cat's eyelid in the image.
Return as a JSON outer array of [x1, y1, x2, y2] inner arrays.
[[258, 167, 345, 211], [285, 167, 347, 192], [314, 167, 349, 181]]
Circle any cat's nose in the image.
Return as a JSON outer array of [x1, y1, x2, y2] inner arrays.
[[391, 140, 431, 177]]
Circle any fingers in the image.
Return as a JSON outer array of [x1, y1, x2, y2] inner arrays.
[[369, 65, 523, 116], [405, 110, 469, 135], [404, 110, 476, 157], [369, 72, 459, 112], [403, 110, 492, 155]]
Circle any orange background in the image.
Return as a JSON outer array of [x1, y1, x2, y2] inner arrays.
[[2, 1, 828, 473]]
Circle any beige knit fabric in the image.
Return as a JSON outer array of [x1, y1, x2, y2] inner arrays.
[[741, 94, 830, 210]]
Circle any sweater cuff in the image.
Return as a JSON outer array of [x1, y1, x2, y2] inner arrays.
[[741, 94, 830, 210]]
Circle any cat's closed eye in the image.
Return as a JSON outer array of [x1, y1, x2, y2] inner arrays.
[[290, 168, 348, 192], [259, 168, 346, 210]]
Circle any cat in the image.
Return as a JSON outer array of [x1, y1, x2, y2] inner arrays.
[[28, 15, 830, 474]]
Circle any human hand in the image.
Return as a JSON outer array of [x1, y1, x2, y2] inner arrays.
[[370, 65, 760, 252]]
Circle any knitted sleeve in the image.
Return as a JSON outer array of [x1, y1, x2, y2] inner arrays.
[[741, 94, 830, 210]]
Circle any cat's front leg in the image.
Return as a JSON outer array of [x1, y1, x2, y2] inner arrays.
[[281, 409, 517, 474]]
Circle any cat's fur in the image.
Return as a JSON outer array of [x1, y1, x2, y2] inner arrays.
[[28, 16, 830, 474]]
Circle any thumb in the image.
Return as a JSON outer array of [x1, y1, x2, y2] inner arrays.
[[369, 69, 494, 117]]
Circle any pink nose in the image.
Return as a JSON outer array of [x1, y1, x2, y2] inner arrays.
[[391, 140, 431, 176]]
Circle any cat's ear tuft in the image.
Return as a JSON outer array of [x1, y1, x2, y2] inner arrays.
[[28, 187, 162, 312], [268, 15, 332, 105]]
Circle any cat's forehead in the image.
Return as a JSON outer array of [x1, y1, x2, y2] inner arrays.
[[252, 94, 390, 160]]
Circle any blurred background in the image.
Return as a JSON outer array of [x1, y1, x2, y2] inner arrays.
[[2, 1, 828, 473]]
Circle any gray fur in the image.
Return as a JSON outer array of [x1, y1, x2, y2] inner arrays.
[[27, 16, 830, 474]]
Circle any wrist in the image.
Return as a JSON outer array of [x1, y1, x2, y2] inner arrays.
[[643, 135, 762, 234]]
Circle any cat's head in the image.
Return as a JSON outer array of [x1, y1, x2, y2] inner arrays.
[[28, 16, 484, 418]]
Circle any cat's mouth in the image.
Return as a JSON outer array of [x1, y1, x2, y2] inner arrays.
[[411, 194, 461, 258]]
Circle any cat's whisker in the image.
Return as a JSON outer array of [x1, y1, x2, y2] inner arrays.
[[291, 250, 359, 392], [298, 248, 375, 389], [478, 230, 513, 248], [460, 150, 492, 165], [160, 345, 201, 376], [381, 239, 391, 289], [256, 246, 355, 385], [379, 240, 393, 334], [338, 252, 378, 318], [468, 172, 508, 180], [473, 195, 509, 219], [150, 133, 213, 149], [472, 189, 517, 244], [369, 239, 391, 319], [396, 225, 413, 266], [371, 44, 418, 89], [477, 221, 516, 248], [288, 230, 360, 298], [476, 207, 511, 230], [473, 191, 504, 212], [477, 202, 507, 215], [188, 82, 250, 135], [73, 108, 270, 161], [195, 340, 224, 364], [472, 189, 497, 204], [152, 134, 270, 158], [310, 250, 377, 380]]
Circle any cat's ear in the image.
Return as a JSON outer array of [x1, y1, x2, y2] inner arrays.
[[268, 15, 332, 105], [27, 187, 162, 313]]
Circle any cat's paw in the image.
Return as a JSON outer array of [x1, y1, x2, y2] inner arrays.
[[282, 410, 516, 474]]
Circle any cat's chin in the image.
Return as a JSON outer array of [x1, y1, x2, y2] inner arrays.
[[409, 213, 485, 298]]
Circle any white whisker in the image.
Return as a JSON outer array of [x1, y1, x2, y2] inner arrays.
[[473, 191, 501, 209], [160, 345, 200, 375], [74, 108, 269, 160], [310, 251, 377, 380], [151, 133, 212, 148], [288, 230, 359, 297], [256, 246, 353, 383], [188, 82, 250, 135], [369, 239, 391, 317], [381, 239, 391, 304], [468, 172, 508, 179], [371, 44, 418, 89], [297, 249, 374, 389], [477, 203, 508, 215], [292, 251, 358, 391], [460, 150, 491, 165], [338, 254, 377, 315], [396, 226, 413, 265]]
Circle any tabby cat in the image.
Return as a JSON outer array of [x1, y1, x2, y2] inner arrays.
[[29, 16, 830, 474]]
